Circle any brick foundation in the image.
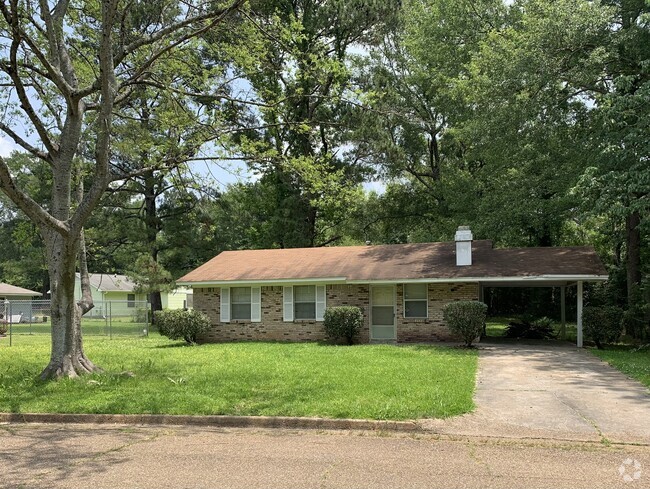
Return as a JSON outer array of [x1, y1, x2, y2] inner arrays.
[[194, 282, 479, 343]]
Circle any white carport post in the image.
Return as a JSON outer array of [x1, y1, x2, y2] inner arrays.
[[560, 285, 566, 340], [576, 281, 583, 348]]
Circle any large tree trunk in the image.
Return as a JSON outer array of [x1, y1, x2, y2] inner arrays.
[[40, 230, 101, 380], [150, 291, 163, 316], [625, 210, 642, 305], [143, 170, 164, 320]]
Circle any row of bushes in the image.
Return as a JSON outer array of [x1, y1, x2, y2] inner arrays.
[[153, 302, 488, 347], [323, 302, 488, 346], [153, 302, 627, 350]]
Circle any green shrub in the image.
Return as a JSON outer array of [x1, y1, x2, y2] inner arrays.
[[505, 316, 555, 340], [622, 287, 650, 340], [323, 306, 363, 345], [154, 309, 211, 345], [583, 306, 623, 349], [443, 301, 488, 347], [133, 307, 149, 323]]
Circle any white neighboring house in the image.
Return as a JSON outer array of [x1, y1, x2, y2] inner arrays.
[[0, 282, 42, 301], [74, 273, 146, 318], [74, 273, 192, 317], [0, 283, 43, 324], [162, 286, 193, 309]]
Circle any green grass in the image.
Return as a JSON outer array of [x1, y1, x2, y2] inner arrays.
[[590, 346, 650, 388], [485, 318, 509, 337], [0, 336, 477, 420], [484, 316, 577, 342]]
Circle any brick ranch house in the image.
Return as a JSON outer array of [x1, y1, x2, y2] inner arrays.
[[178, 227, 608, 346]]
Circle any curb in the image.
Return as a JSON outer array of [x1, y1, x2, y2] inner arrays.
[[0, 413, 423, 432]]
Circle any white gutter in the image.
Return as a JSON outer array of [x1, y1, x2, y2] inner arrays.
[[177, 277, 348, 287], [479, 274, 610, 283], [346, 275, 609, 284], [178, 274, 608, 287]]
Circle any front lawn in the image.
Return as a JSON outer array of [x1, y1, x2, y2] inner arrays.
[[0, 336, 477, 420], [590, 346, 650, 388]]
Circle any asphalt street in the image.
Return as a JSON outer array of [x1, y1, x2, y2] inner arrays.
[[1, 423, 648, 489]]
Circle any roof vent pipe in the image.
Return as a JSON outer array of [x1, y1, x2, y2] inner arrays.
[[455, 226, 473, 266]]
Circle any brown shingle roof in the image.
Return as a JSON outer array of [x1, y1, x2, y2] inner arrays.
[[178, 240, 608, 284]]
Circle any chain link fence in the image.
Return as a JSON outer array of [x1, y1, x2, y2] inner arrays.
[[0, 299, 150, 346]]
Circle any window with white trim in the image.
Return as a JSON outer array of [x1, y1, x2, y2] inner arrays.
[[404, 284, 427, 318], [231, 287, 252, 320], [294, 285, 316, 320], [127, 293, 136, 308]]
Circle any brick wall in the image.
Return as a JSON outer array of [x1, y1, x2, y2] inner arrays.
[[327, 285, 370, 343], [193, 282, 478, 343], [396, 283, 479, 342], [194, 286, 326, 342]]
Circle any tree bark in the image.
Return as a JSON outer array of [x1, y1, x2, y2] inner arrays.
[[143, 170, 165, 319], [39, 230, 101, 380], [625, 210, 642, 305], [150, 292, 163, 313]]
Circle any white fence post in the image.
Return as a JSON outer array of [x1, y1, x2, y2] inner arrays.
[[5, 299, 10, 347]]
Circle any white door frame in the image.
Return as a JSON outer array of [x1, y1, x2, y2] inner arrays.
[[370, 284, 396, 341]]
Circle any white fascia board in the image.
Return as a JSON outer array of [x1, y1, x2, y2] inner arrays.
[[499, 275, 610, 282], [346, 275, 609, 284], [179, 274, 609, 287], [346, 278, 477, 284], [177, 277, 347, 287]]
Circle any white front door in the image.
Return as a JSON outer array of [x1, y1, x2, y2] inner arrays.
[[370, 285, 396, 341]]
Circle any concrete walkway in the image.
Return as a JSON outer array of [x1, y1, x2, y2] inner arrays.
[[422, 342, 650, 444]]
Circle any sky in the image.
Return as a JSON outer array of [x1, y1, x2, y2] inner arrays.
[[1, 135, 386, 193], [0, 136, 17, 158], [0, 133, 247, 188]]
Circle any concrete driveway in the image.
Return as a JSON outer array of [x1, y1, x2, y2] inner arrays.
[[423, 342, 650, 444]]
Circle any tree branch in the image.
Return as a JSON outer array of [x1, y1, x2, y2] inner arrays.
[[69, 0, 119, 236], [74, 173, 94, 314], [0, 122, 51, 162], [0, 5, 58, 154], [116, 0, 245, 65], [0, 157, 69, 235]]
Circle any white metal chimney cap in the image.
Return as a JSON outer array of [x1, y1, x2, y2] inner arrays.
[[455, 226, 473, 241]]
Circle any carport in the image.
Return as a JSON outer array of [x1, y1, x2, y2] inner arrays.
[[450, 231, 610, 348], [478, 276, 608, 347]]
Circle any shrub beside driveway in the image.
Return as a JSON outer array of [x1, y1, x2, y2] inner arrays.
[[0, 336, 477, 420]]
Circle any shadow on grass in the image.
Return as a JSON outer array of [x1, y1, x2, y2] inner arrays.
[[2, 369, 141, 415], [163, 339, 348, 347], [153, 342, 193, 349], [154, 339, 334, 349]]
